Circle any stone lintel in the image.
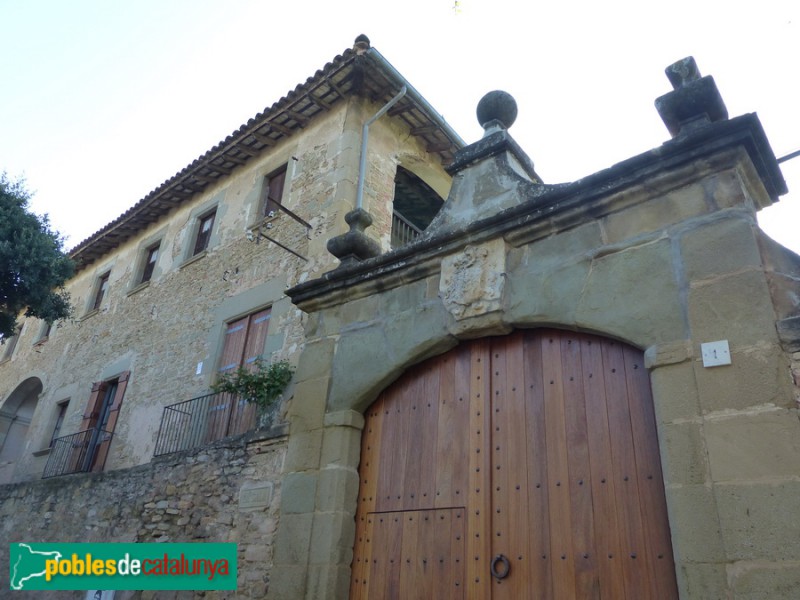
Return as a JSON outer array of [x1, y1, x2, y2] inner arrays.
[[288, 114, 785, 312]]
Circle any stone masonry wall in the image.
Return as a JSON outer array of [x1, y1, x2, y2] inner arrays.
[[0, 95, 451, 483], [0, 433, 286, 599]]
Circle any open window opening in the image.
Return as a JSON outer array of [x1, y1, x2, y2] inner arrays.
[[391, 167, 444, 249]]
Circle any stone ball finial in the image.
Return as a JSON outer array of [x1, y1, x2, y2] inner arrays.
[[477, 91, 518, 130], [354, 34, 371, 48]]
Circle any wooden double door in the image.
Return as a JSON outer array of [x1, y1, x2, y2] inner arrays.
[[350, 329, 678, 599]]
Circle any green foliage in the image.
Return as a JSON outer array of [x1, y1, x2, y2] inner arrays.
[[0, 174, 75, 339], [211, 358, 294, 411]]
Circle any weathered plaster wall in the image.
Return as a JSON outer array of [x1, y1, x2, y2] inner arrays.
[[0, 433, 286, 599]]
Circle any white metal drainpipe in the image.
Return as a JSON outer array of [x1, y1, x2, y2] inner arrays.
[[355, 84, 407, 210]]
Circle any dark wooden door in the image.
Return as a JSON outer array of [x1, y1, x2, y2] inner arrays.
[[350, 329, 678, 599]]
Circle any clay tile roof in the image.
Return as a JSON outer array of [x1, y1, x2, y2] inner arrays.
[[69, 40, 464, 272]]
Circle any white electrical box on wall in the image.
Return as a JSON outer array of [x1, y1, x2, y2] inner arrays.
[[701, 340, 731, 367]]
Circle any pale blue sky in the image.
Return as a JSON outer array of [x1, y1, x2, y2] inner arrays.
[[1, 0, 798, 253]]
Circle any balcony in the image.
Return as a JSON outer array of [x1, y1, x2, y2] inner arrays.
[[391, 211, 423, 249], [153, 391, 255, 457], [43, 427, 113, 478]]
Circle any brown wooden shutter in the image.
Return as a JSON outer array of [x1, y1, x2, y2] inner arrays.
[[242, 309, 271, 370], [264, 167, 286, 217], [90, 371, 130, 472], [80, 381, 107, 431]]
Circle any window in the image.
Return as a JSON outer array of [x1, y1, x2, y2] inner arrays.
[[1, 324, 23, 361], [140, 243, 160, 284], [261, 166, 287, 219], [35, 321, 52, 345], [207, 308, 272, 440], [78, 372, 130, 473], [218, 308, 272, 377], [92, 273, 110, 310], [49, 400, 69, 447], [391, 167, 444, 249], [193, 210, 216, 256]]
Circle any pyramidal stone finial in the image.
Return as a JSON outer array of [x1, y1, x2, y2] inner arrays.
[[476, 91, 518, 133]]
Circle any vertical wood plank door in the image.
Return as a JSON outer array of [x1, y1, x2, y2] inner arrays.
[[350, 329, 678, 599]]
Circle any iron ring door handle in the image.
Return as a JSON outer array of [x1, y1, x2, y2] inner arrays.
[[490, 554, 511, 580]]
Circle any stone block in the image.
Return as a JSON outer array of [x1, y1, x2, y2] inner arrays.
[[283, 430, 323, 473], [664, 484, 725, 563], [385, 302, 455, 378], [660, 422, 710, 485], [576, 239, 687, 347], [294, 338, 337, 383], [379, 277, 428, 316], [716, 481, 800, 561], [281, 472, 318, 515], [687, 270, 778, 348], [288, 377, 331, 433], [730, 563, 800, 600], [704, 409, 800, 482], [320, 423, 363, 469], [305, 565, 352, 600], [272, 512, 314, 565], [506, 258, 590, 328], [602, 181, 709, 244], [266, 564, 308, 600], [309, 511, 356, 565], [680, 215, 761, 281], [328, 323, 392, 412], [678, 562, 729, 600], [339, 293, 380, 328], [316, 466, 360, 514], [693, 345, 791, 413], [649, 361, 702, 423]]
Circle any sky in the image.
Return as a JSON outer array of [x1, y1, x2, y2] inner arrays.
[[1, 0, 798, 254]]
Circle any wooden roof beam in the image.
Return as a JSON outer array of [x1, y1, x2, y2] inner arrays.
[[282, 109, 309, 126], [267, 121, 294, 136], [251, 130, 277, 146]]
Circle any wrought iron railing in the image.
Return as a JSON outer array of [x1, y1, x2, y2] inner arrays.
[[391, 211, 423, 249], [153, 391, 255, 457], [43, 427, 113, 478]]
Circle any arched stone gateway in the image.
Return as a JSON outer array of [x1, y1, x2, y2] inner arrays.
[[350, 329, 678, 599], [278, 75, 798, 599]]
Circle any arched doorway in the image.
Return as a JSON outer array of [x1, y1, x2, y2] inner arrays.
[[350, 329, 678, 599], [0, 377, 43, 483]]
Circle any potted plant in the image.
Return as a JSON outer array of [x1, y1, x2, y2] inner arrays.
[[211, 358, 294, 428]]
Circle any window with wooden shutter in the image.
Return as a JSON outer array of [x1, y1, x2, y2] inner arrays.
[[92, 273, 110, 310], [139, 243, 160, 284], [77, 371, 130, 472], [209, 308, 272, 440], [262, 166, 287, 218], [193, 210, 216, 256]]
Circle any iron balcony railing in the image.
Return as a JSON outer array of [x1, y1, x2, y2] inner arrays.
[[391, 211, 423, 249], [153, 391, 255, 457], [43, 427, 113, 478]]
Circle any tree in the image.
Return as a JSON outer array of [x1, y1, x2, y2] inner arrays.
[[0, 173, 74, 340]]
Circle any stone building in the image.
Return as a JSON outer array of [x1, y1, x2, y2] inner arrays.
[[2, 40, 799, 599]]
